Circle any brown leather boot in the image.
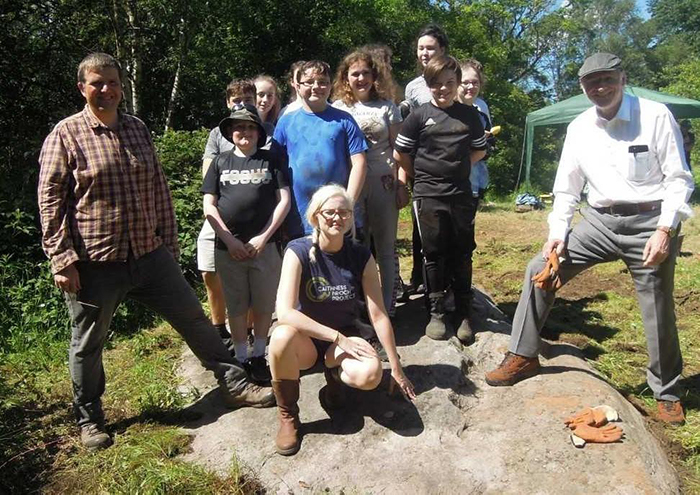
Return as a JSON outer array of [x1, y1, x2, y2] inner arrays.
[[657, 400, 685, 425], [485, 352, 541, 386], [272, 379, 301, 456]]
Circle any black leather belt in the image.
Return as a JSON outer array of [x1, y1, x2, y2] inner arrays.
[[594, 200, 662, 216]]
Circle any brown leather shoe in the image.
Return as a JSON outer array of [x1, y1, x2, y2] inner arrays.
[[222, 381, 275, 409], [272, 379, 301, 456], [485, 352, 541, 386], [657, 400, 685, 425]]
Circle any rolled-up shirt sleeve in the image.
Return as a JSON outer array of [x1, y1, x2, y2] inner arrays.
[[38, 126, 79, 274], [655, 111, 694, 228], [548, 129, 586, 241]]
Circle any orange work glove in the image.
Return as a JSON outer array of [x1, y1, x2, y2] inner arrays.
[[564, 407, 608, 429], [531, 251, 562, 291], [571, 423, 624, 444]]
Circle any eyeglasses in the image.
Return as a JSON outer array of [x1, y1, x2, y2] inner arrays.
[[461, 80, 480, 88], [299, 79, 330, 89], [319, 208, 352, 220]]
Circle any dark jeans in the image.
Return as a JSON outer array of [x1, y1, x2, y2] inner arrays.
[[414, 195, 475, 297], [65, 245, 247, 426], [409, 178, 424, 287]]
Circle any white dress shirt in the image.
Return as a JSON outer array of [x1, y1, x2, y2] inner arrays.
[[548, 93, 694, 241]]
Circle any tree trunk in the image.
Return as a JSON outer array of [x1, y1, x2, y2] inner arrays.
[[164, 17, 188, 132], [109, 0, 134, 114], [124, 0, 142, 116]]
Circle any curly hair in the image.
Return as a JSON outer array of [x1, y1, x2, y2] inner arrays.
[[361, 44, 399, 103], [331, 50, 393, 105]]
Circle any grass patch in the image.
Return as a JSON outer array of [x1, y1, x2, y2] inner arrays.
[[46, 425, 259, 494], [0, 324, 249, 493]]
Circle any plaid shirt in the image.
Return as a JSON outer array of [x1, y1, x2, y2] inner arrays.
[[38, 106, 179, 274]]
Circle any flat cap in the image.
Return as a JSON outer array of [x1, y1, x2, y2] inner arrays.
[[578, 53, 622, 78]]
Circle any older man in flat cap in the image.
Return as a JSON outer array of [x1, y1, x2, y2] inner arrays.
[[485, 53, 694, 424]]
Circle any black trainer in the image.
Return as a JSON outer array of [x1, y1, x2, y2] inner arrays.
[[246, 356, 272, 384]]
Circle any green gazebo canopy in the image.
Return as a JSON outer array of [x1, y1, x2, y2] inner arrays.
[[522, 86, 700, 184]]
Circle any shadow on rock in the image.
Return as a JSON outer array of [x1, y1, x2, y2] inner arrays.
[[303, 371, 425, 438], [403, 362, 476, 397], [499, 294, 620, 345], [393, 297, 428, 347]]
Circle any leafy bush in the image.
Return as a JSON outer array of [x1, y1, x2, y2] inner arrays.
[[155, 128, 210, 284]]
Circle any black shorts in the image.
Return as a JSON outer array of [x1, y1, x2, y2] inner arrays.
[[311, 325, 361, 365]]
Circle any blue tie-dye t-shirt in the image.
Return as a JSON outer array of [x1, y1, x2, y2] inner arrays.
[[273, 105, 368, 237]]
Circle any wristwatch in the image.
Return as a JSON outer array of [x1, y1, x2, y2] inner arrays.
[[656, 226, 677, 237]]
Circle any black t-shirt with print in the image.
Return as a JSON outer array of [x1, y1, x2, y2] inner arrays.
[[202, 148, 289, 248], [287, 236, 371, 332], [394, 102, 487, 198]]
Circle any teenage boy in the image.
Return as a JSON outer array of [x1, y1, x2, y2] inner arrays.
[[394, 55, 487, 342], [198, 80, 257, 349], [203, 104, 290, 383], [273, 60, 368, 238]]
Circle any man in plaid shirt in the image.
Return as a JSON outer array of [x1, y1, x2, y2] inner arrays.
[[38, 53, 275, 450]]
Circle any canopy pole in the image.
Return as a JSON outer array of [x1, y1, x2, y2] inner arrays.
[[515, 124, 528, 192]]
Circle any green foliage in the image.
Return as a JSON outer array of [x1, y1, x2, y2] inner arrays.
[[154, 128, 209, 283]]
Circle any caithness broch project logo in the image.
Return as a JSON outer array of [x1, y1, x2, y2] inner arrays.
[[305, 277, 355, 303]]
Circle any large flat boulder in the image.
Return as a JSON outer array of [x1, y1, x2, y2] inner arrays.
[[177, 289, 679, 494]]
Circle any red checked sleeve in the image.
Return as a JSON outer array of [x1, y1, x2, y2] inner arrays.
[[37, 125, 79, 274]]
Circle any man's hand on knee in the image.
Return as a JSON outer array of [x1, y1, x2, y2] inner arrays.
[[55, 263, 81, 293]]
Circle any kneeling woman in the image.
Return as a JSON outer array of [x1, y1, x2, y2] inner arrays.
[[270, 184, 415, 456]]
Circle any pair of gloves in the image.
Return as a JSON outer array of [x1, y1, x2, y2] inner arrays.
[[532, 251, 563, 291], [564, 405, 624, 447]]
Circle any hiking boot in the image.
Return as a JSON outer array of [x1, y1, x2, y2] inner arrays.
[[425, 292, 448, 340], [368, 337, 389, 362], [319, 366, 347, 411], [80, 421, 113, 450], [222, 381, 275, 409], [272, 379, 301, 455], [454, 293, 475, 345], [245, 356, 272, 384], [455, 316, 475, 345], [657, 400, 685, 425], [485, 352, 541, 386]]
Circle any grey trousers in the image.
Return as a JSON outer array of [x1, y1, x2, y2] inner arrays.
[[65, 245, 248, 426], [356, 174, 399, 312], [509, 207, 682, 401]]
